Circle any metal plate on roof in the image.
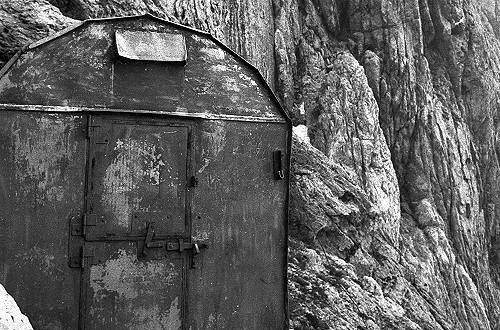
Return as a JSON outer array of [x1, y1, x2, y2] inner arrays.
[[115, 30, 186, 62]]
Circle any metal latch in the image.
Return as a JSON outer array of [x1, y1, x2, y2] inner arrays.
[[140, 222, 167, 257], [140, 223, 208, 267], [273, 150, 285, 180], [167, 238, 208, 268], [166, 238, 207, 253]]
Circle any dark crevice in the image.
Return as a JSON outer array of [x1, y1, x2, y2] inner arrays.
[[47, 0, 88, 20]]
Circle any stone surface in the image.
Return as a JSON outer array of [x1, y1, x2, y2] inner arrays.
[[0, 284, 33, 330], [0, 0, 77, 67], [2, 0, 500, 329], [273, 0, 500, 328]]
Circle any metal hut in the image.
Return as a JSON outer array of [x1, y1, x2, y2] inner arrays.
[[0, 14, 291, 330]]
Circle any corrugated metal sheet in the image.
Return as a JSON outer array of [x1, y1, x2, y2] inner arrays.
[[115, 30, 186, 62]]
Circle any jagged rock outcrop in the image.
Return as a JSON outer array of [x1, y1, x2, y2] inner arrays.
[[0, 284, 33, 330], [275, 0, 500, 328], [1, 0, 500, 329], [0, 0, 77, 67]]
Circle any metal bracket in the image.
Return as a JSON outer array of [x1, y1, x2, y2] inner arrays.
[[84, 214, 97, 226], [139, 222, 167, 258]]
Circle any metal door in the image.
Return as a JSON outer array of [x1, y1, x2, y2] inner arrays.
[[75, 114, 195, 330]]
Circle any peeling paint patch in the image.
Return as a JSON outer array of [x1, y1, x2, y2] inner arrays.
[[200, 47, 225, 60], [165, 297, 181, 329], [201, 122, 226, 159], [88, 247, 183, 329], [12, 115, 80, 203], [210, 64, 229, 72], [89, 249, 178, 300], [222, 77, 241, 93], [87, 24, 108, 39], [239, 73, 258, 86], [125, 299, 181, 330], [0, 74, 14, 94], [101, 137, 170, 229]]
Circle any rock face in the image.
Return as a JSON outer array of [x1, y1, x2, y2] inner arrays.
[[0, 284, 33, 330], [0, 0, 77, 67], [274, 0, 500, 329], [1, 0, 500, 329]]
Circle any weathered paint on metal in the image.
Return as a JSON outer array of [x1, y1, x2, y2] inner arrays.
[[0, 15, 291, 330], [0, 113, 289, 329], [188, 120, 288, 329], [83, 242, 184, 330], [0, 16, 283, 121], [115, 30, 187, 62], [0, 111, 86, 329], [85, 115, 189, 239]]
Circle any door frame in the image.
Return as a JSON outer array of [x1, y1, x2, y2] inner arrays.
[[73, 112, 196, 330]]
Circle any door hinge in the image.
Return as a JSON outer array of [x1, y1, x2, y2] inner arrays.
[[70, 214, 83, 236], [69, 244, 95, 269], [84, 213, 97, 226], [81, 245, 95, 269], [83, 213, 104, 239]]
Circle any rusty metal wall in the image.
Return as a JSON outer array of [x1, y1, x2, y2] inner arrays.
[[188, 120, 288, 329], [0, 111, 85, 329], [0, 15, 289, 330], [0, 111, 289, 329]]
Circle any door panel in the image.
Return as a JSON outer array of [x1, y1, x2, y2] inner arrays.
[[188, 121, 288, 330], [81, 115, 192, 330], [85, 116, 189, 239], [83, 242, 185, 330]]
